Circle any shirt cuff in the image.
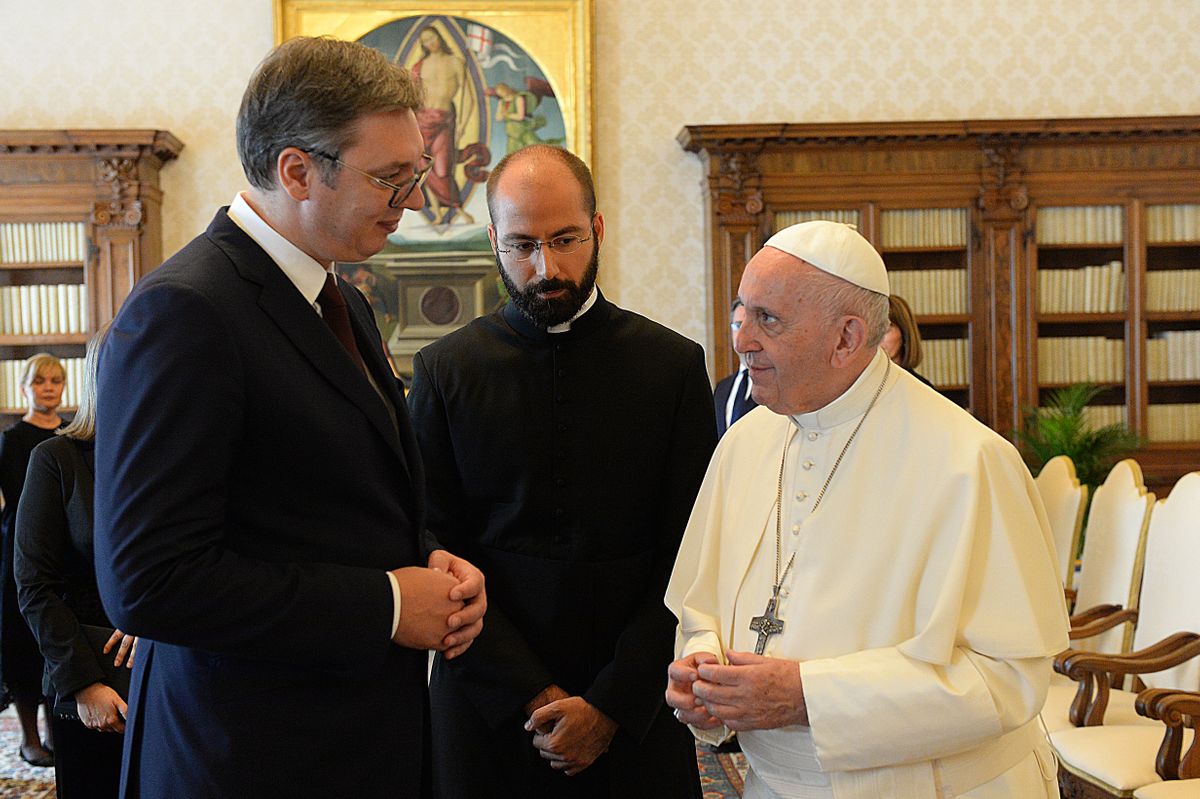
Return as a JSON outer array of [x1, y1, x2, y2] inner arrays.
[[387, 571, 402, 638]]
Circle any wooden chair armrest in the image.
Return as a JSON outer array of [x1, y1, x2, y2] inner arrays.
[[1070, 602, 1122, 628], [1064, 586, 1077, 611], [1134, 688, 1200, 781], [1059, 632, 1200, 680], [1055, 633, 1200, 727], [1069, 608, 1137, 640]]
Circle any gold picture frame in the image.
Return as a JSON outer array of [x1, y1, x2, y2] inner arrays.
[[274, 0, 593, 377], [274, 0, 593, 166]]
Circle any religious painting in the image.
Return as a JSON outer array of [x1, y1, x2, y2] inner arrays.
[[276, 0, 593, 375]]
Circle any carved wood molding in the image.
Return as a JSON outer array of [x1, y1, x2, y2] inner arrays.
[[679, 116, 1200, 153], [0, 130, 184, 166]]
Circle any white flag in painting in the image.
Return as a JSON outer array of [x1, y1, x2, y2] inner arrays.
[[465, 24, 492, 60]]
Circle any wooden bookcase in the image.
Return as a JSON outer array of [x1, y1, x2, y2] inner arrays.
[[679, 116, 1200, 495], [0, 130, 182, 420]]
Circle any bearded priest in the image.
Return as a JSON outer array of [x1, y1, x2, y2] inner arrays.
[[665, 221, 1068, 799]]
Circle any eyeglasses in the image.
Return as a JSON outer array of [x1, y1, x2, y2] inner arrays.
[[495, 233, 593, 262], [307, 150, 434, 208]]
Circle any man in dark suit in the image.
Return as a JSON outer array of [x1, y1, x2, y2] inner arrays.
[[408, 145, 715, 798], [713, 299, 757, 437], [93, 37, 485, 798]]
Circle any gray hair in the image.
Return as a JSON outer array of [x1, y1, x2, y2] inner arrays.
[[236, 36, 424, 190], [807, 269, 890, 347]]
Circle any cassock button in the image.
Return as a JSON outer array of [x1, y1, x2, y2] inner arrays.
[[555, 507, 564, 517], [556, 395, 565, 403], [557, 424, 567, 433], [557, 369, 565, 378], [807, 431, 819, 441], [802, 459, 814, 470], [556, 477, 565, 487], [796, 491, 808, 502], [791, 523, 801, 536]]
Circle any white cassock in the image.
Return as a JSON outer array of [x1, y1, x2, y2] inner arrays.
[[666, 349, 1069, 799]]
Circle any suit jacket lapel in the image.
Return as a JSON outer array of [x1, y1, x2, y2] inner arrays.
[[205, 212, 410, 471]]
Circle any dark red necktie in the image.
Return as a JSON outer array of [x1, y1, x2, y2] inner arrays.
[[318, 273, 367, 374]]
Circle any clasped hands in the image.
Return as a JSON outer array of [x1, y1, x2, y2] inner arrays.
[[523, 685, 618, 777], [75, 629, 137, 733], [665, 650, 808, 732], [390, 550, 486, 658]]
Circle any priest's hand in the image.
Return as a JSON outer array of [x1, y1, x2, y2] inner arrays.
[[427, 549, 487, 658], [389, 566, 464, 651], [525, 695, 618, 776], [666, 652, 723, 730], [692, 650, 809, 730]]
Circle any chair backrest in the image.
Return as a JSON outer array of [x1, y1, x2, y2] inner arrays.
[[1073, 459, 1155, 653], [1035, 454, 1088, 588], [1133, 471, 1200, 691]]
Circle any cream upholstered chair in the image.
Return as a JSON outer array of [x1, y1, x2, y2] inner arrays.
[[1070, 460, 1155, 655], [1042, 460, 1155, 732], [1036, 454, 1088, 590], [1050, 472, 1200, 798]]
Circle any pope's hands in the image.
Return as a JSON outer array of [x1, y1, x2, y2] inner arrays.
[[426, 549, 487, 658], [691, 650, 808, 730], [665, 651, 723, 730], [525, 692, 618, 776]]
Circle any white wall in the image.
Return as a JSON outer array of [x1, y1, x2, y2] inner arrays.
[[4, 0, 1199, 360]]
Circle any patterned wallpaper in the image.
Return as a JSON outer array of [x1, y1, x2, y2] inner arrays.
[[3, 0, 1199, 370]]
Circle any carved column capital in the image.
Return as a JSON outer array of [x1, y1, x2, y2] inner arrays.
[[92, 157, 144, 227], [977, 145, 1028, 222], [711, 151, 764, 224]]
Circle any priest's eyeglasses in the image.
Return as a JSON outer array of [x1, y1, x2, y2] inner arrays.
[[307, 150, 434, 208], [495, 234, 593, 262]]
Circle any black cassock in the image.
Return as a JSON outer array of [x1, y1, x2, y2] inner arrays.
[[409, 292, 716, 798]]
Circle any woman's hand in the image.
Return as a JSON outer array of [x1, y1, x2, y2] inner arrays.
[[103, 629, 137, 668], [74, 682, 127, 733]]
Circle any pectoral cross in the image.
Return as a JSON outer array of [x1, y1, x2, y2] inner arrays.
[[749, 590, 785, 655]]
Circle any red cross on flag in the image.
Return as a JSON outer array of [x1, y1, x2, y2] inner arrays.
[[466, 24, 492, 60]]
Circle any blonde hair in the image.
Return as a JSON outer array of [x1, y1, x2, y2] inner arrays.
[[20, 353, 64, 388], [59, 325, 108, 442]]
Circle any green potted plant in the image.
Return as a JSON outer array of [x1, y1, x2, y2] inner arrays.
[[1016, 383, 1143, 488]]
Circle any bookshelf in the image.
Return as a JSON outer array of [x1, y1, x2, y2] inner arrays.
[[680, 116, 1200, 495], [0, 130, 182, 419]]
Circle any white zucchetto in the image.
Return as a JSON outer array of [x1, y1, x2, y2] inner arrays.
[[764, 221, 890, 296]]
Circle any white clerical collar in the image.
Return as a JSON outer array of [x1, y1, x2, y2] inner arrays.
[[547, 287, 598, 334], [790, 348, 892, 431], [227, 192, 331, 306]]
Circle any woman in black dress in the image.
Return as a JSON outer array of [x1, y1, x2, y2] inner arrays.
[[0, 353, 66, 767], [17, 328, 130, 798]]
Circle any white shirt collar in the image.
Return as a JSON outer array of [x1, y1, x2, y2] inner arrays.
[[546, 287, 598, 334], [789, 348, 893, 431], [226, 192, 331, 306]]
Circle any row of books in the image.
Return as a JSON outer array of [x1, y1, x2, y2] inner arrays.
[[1147, 331, 1200, 381], [0, 357, 84, 410], [920, 338, 970, 387], [1037, 260, 1125, 313], [1147, 404, 1200, 442], [0, 222, 86, 264], [887, 269, 968, 315], [1078, 404, 1127, 429], [1036, 206, 1123, 246], [1037, 336, 1125, 384], [0, 284, 89, 336], [880, 208, 968, 249], [1146, 204, 1200, 243], [1145, 270, 1200, 312], [774, 209, 862, 230]]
